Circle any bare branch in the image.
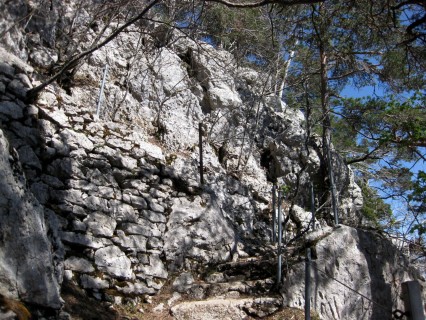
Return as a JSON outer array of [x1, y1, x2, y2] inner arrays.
[[26, 0, 161, 102], [204, 0, 324, 8], [406, 13, 426, 35], [391, 0, 426, 11], [345, 145, 384, 165]]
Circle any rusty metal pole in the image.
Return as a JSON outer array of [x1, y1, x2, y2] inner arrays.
[[96, 64, 108, 119], [199, 122, 204, 185], [305, 247, 312, 320], [277, 189, 282, 286], [402, 281, 425, 320], [326, 143, 339, 225], [310, 182, 315, 231], [272, 184, 277, 242]]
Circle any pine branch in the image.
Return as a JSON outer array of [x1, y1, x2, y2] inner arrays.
[[345, 145, 383, 165]]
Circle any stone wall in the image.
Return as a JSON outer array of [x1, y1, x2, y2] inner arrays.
[[0, 54, 62, 309], [0, 40, 275, 308], [2, 2, 422, 319], [0, 32, 321, 309]]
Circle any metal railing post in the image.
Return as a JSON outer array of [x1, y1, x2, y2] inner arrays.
[[305, 247, 312, 320], [310, 182, 315, 230], [198, 122, 204, 185], [96, 64, 108, 119], [402, 280, 425, 320], [272, 184, 277, 242], [326, 142, 339, 225], [277, 189, 282, 285]]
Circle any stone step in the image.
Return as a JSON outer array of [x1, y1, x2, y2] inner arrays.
[[170, 296, 283, 320], [211, 258, 277, 282], [187, 278, 276, 300]]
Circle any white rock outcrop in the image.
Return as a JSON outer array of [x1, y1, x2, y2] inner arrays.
[[0, 2, 423, 319], [0, 129, 62, 309], [282, 225, 423, 320]]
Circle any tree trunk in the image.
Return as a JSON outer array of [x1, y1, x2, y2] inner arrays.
[[319, 43, 339, 224], [278, 44, 297, 100]]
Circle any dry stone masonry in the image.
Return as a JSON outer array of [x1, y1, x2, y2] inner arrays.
[[0, 1, 424, 319]]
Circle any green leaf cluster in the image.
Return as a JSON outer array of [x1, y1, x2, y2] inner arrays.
[[200, 4, 275, 64], [339, 92, 426, 163], [409, 171, 426, 236], [359, 181, 392, 227]]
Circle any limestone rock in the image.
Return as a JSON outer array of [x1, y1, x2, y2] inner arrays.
[[171, 297, 282, 320], [172, 272, 195, 293], [37, 91, 58, 109], [80, 275, 109, 290], [146, 198, 165, 213], [10, 121, 39, 146], [116, 282, 156, 295], [121, 222, 162, 238], [83, 212, 117, 237], [191, 45, 241, 110], [140, 210, 167, 224], [139, 254, 168, 279], [0, 101, 24, 119], [39, 107, 71, 128], [0, 62, 15, 78], [0, 129, 62, 309], [138, 141, 165, 161], [122, 192, 148, 209], [94, 246, 133, 280], [60, 129, 94, 152], [153, 48, 188, 95], [0, 47, 33, 74], [31, 181, 49, 204], [106, 136, 133, 151], [64, 257, 95, 273], [0, 8, 422, 318], [17, 145, 41, 170], [282, 225, 424, 320], [164, 196, 235, 269], [108, 201, 138, 222], [167, 292, 182, 307], [29, 46, 58, 69], [112, 230, 147, 253], [291, 205, 313, 229], [60, 231, 110, 249]]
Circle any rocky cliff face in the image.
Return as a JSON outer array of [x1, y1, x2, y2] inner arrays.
[[0, 1, 424, 319]]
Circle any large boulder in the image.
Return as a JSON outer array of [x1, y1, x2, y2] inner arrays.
[[0, 129, 62, 309], [282, 225, 424, 320], [163, 195, 236, 270]]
